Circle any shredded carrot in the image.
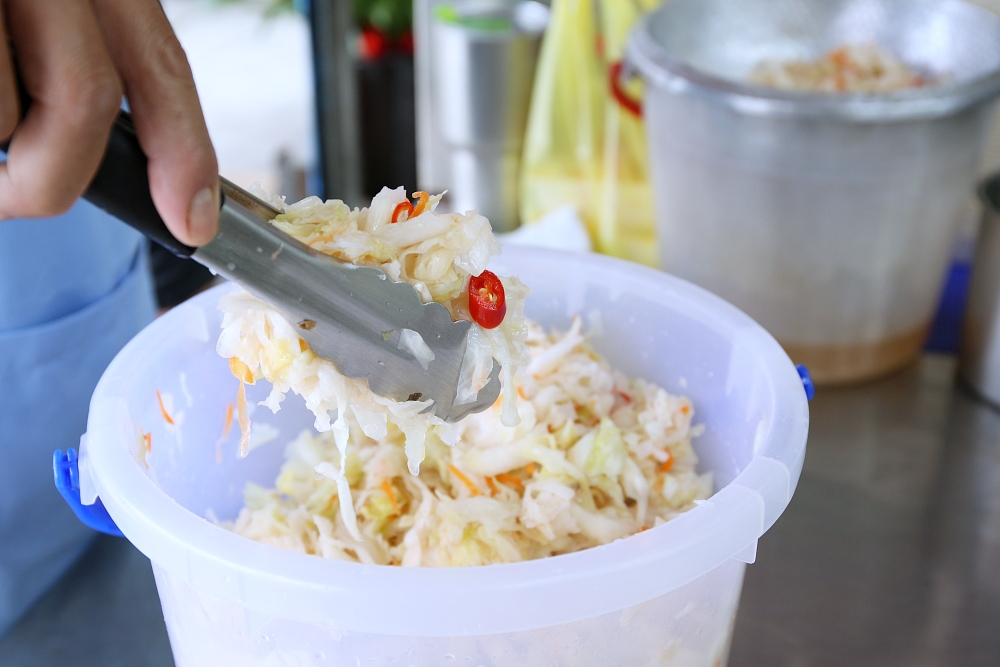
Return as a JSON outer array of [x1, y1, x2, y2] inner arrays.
[[156, 390, 175, 425], [228, 358, 254, 458], [411, 191, 430, 217], [229, 357, 255, 384], [484, 476, 498, 497], [659, 451, 674, 473], [681, 404, 690, 415], [495, 473, 523, 490], [448, 464, 481, 496], [516, 386, 527, 400], [236, 378, 251, 458], [381, 479, 400, 514], [615, 390, 632, 404], [141, 431, 152, 470], [299, 338, 309, 353], [222, 403, 234, 439], [526, 462, 537, 476]]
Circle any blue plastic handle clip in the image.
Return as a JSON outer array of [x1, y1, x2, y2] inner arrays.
[[796, 364, 816, 401], [53, 448, 124, 538]]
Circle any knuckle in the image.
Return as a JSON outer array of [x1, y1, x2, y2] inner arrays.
[[154, 133, 217, 183], [10, 169, 84, 217], [151, 33, 194, 84], [186, 140, 219, 174], [37, 201, 74, 218], [13, 193, 74, 219], [30, 184, 77, 217], [64, 65, 123, 126], [87, 70, 124, 118]]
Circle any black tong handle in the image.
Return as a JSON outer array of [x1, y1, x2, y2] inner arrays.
[[85, 111, 196, 257], [1, 84, 197, 257]]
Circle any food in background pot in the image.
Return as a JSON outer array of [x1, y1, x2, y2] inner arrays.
[[229, 317, 711, 565], [748, 44, 931, 93]]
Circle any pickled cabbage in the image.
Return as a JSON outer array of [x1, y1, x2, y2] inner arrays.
[[229, 318, 712, 566]]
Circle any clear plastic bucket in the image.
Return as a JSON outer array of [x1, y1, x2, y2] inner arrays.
[[80, 247, 809, 666]]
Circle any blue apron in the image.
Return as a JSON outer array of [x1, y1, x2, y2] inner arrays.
[[0, 200, 155, 636]]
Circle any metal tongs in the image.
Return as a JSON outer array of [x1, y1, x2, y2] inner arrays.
[[75, 111, 502, 421]]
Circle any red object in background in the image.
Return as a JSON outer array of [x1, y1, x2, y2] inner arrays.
[[398, 30, 414, 55], [359, 27, 388, 61], [609, 61, 642, 117], [359, 28, 413, 61], [468, 270, 507, 329]]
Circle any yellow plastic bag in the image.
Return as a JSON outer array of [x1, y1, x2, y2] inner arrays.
[[520, 0, 660, 266]]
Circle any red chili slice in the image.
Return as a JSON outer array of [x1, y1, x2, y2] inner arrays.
[[468, 270, 506, 329], [391, 201, 414, 223]]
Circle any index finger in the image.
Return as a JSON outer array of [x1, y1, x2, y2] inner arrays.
[[0, 0, 123, 219], [92, 0, 219, 246]]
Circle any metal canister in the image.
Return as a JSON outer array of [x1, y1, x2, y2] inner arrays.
[[960, 175, 1000, 409], [428, 0, 547, 232]]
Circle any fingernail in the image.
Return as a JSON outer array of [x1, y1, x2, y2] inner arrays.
[[187, 186, 218, 245]]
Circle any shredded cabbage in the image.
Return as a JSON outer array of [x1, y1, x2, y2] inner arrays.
[[397, 329, 435, 370], [229, 318, 713, 566], [218, 187, 530, 536]]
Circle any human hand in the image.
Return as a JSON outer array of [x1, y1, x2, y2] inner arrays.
[[0, 0, 218, 246]]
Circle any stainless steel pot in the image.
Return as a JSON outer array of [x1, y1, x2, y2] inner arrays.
[[626, 0, 1000, 385], [960, 174, 1000, 409]]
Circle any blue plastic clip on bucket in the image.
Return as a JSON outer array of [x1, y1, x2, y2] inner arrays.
[[53, 448, 123, 537]]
